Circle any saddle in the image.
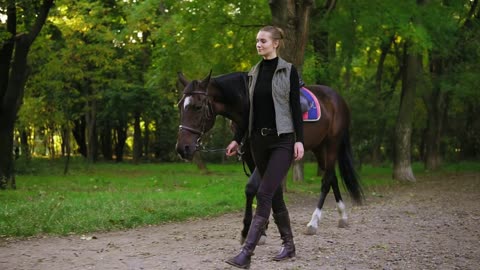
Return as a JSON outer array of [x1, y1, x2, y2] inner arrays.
[[300, 92, 309, 112], [300, 87, 321, 122]]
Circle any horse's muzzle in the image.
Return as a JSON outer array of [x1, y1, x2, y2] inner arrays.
[[176, 143, 195, 161]]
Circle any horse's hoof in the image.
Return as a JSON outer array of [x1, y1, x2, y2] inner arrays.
[[258, 235, 267, 245], [304, 225, 317, 235], [338, 218, 348, 228], [240, 236, 246, 245]]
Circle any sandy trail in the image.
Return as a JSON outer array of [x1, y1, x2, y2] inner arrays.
[[1, 172, 479, 270]]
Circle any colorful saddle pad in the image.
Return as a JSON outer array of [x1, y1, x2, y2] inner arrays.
[[301, 87, 321, 122]]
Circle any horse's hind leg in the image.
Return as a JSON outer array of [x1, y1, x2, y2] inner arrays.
[[331, 174, 348, 228], [241, 169, 267, 245]]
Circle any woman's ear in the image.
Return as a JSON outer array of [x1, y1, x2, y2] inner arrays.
[[273, 40, 279, 49]]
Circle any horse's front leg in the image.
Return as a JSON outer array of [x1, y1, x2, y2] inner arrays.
[[306, 169, 334, 235], [241, 169, 267, 245]]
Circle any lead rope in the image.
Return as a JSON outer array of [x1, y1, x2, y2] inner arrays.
[[237, 142, 251, 177], [197, 148, 226, 153]]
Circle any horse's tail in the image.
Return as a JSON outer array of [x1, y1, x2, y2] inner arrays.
[[338, 129, 364, 205]]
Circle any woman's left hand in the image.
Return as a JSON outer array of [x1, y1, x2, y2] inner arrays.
[[294, 142, 304, 161]]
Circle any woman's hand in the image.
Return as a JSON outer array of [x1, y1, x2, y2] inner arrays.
[[294, 142, 304, 161], [226, 141, 239, 157]]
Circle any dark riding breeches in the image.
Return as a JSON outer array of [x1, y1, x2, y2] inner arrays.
[[250, 132, 294, 219]]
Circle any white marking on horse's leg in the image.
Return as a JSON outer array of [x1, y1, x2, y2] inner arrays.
[[337, 200, 347, 219], [337, 200, 348, 228], [183, 96, 192, 109], [305, 208, 322, 235]]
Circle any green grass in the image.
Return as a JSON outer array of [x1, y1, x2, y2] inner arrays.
[[1, 158, 478, 238], [1, 159, 247, 237]]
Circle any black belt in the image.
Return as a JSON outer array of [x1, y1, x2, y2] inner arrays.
[[258, 128, 277, 136]]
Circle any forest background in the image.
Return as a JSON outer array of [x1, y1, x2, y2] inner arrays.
[[1, 0, 479, 189]]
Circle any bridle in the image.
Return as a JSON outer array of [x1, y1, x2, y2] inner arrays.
[[176, 74, 251, 173], [178, 90, 218, 151]]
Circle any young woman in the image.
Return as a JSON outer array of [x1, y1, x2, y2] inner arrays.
[[225, 25, 304, 269]]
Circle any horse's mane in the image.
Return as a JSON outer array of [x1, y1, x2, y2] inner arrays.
[[211, 72, 248, 106]]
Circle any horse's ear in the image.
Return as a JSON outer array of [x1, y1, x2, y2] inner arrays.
[[177, 72, 190, 87], [199, 70, 212, 89]]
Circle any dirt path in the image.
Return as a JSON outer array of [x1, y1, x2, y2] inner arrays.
[[1, 172, 479, 270]]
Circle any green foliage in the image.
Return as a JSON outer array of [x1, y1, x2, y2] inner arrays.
[[7, 0, 480, 163], [0, 30, 11, 45], [149, 0, 270, 84], [303, 0, 480, 163]]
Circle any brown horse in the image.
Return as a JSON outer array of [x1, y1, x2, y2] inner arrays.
[[175, 71, 363, 241]]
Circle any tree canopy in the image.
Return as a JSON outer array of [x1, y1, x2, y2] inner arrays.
[[1, 0, 479, 186]]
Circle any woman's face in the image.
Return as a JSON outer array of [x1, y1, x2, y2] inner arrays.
[[256, 30, 278, 59]]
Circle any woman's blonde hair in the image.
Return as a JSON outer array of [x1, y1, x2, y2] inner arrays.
[[259, 25, 285, 50]]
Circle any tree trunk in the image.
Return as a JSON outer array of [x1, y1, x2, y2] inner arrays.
[[460, 103, 479, 159], [0, 3, 16, 189], [0, 0, 54, 189], [423, 59, 448, 170], [144, 118, 150, 160], [0, 126, 15, 189], [63, 125, 72, 175], [61, 127, 67, 157], [153, 119, 164, 160], [72, 118, 87, 157], [393, 0, 429, 181], [47, 124, 55, 159], [292, 159, 304, 182], [270, 0, 314, 181], [393, 42, 419, 182], [421, 0, 478, 168], [133, 112, 142, 164], [270, 0, 313, 70], [115, 122, 128, 162], [100, 124, 113, 161], [371, 36, 395, 165], [20, 129, 31, 162], [85, 100, 98, 163]]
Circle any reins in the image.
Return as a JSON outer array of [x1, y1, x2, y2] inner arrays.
[[197, 144, 250, 178], [197, 148, 226, 153]]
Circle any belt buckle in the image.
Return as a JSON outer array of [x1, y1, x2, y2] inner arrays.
[[260, 128, 268, 136]]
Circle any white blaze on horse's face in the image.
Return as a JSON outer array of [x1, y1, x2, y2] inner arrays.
[[184, 96, 193, 109]]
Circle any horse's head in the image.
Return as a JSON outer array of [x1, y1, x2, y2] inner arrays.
[[175, 71, 215, 160]]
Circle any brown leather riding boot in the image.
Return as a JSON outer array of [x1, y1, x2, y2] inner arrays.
[[273, 211, 296, 261], [226, 215, 268, 269]]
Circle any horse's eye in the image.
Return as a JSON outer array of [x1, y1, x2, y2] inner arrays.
[[187, 104, 202, 111]]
